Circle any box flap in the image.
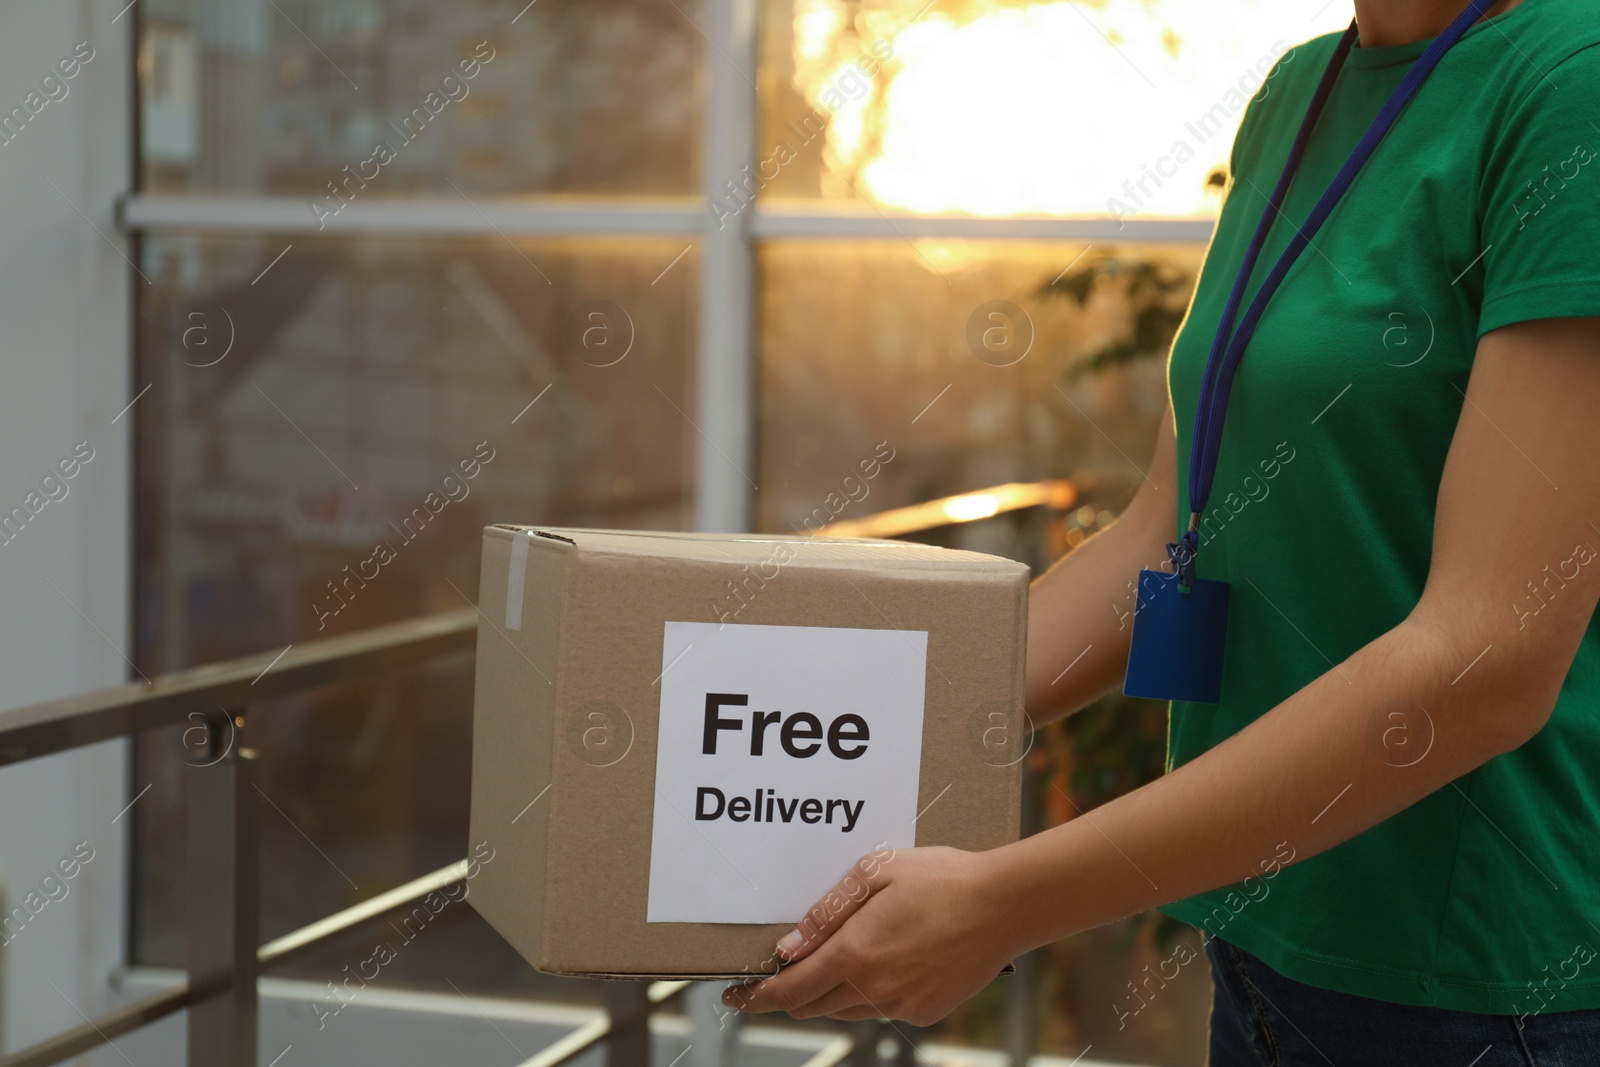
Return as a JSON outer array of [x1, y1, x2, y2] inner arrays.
[[488, 525, 1020, 569]]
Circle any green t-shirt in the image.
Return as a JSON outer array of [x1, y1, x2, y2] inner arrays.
[[1159, 0, 1600, 1015]]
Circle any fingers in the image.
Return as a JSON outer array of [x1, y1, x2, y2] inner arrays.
[[728, 845, 905, 1020], [787, 983, 867, 1020], [726, 974, 874, 1020], [825, 1004, 885, 1021], [774, 845, 896, 964], [728, 935, 853, 1014]]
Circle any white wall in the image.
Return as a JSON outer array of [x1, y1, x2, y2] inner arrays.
[[0, 0, 132, 1055]]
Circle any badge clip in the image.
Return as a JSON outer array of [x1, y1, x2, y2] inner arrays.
[[1122, 518, 1229, 704]]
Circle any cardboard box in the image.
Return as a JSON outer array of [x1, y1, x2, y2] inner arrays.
[[467, 526, 1029, 979]]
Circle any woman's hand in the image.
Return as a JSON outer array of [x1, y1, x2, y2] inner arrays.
[[723, 845, 1023, 1026]]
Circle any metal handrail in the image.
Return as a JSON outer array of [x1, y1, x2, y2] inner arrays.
[[0, 608, 709, 1067], [796, 1037, 855, 1067], [0, 861, 477, 1067], [815, 480, 1077, 541], [0, 608, 477, 768], [0, 984, 202, 1067], [513, 982, 691, 1067], [256, 860, 471, 971], [0, 487, 1070, 1067]]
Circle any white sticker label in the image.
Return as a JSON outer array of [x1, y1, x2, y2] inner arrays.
[[646, 621, 928, 924]]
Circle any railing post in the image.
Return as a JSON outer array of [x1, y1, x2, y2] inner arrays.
[[889, 1025, 918, 1067], [847, 1021, 877, 1066], [604, 981, 651, 1067], [686, 983, 739, 1067], [187, 711, 258, 1067], [1004, 757, 1044, 1067], [1003, 949, 1040, 1067]]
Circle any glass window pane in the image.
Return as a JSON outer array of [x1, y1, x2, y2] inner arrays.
[[139, 0, 702, 197], [759, 238, 1196, 546], [131, 233, 697, 996], [757, 0, 1353, 216]]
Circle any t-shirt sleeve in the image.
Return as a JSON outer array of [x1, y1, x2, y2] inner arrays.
[[1228, 75, 1269, 181], [1228, 39, 1325, 185], [1477, 43, 1600, 336]]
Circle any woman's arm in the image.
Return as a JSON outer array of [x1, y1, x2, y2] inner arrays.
[[729, 316, 1600, 1025], [1026, 405, 1178, 725]]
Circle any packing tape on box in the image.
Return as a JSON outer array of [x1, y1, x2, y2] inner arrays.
[[505, 530, 531, 631]]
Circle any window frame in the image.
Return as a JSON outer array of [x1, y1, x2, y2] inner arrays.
[[121, 0, 1212, 535], [112, 0, 1218, 1053]]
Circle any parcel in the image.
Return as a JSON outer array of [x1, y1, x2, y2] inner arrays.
[[467, 526, 1028, 978]]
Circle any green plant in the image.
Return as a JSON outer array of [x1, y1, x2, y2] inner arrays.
[[1038, 254, 1198, 383]]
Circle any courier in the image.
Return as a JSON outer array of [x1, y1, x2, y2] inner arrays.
[[466, 526, 1028, 978]]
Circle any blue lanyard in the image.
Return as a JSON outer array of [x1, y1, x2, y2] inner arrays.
[[1174, 1, 1493, 584]]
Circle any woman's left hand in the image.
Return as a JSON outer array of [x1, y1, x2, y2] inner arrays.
[[723, 845, 1023, 1026]]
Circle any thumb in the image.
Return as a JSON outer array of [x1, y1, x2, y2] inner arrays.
[[774, 843, 897, 964]]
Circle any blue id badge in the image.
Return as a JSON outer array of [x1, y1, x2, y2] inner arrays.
[[1123, 568, 1230, 704]]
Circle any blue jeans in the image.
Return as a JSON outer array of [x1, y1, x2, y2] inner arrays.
[[1206, 936, 1600, 1066]]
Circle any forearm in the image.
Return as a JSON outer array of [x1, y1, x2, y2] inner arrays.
[[1023, 516, 1168, 723], [1002, 320, 1600, 957], [997, 612, 1546, 957], [1026, 415, 1179, 725]]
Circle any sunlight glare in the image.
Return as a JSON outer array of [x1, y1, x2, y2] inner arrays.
[[793, 0, 1356, 217]]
